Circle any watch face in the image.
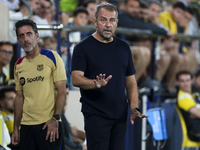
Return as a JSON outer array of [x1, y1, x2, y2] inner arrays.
[[53, 115, 60, 120]]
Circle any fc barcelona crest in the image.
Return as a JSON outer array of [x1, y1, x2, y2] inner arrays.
[[37, 64, 44, 71]]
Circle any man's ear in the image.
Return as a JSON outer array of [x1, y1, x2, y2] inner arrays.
[[94, 18, 97, 28], [36, 32, 39, 40]]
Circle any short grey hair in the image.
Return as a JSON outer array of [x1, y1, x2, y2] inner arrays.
[[95, 3, 118, 19]]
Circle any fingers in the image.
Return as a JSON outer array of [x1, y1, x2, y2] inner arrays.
[[105, 75, 112, 82], [96, 74, 111, 81], [42, 123, 47, 130], [130, 119, 134, 125], [11, 131, 19, 145], [51, 131, 55, 142], [55, 128, 59, 139], [11, 136, 18, 145], [96, 74, 106, 80], [45, 122, 59, 142], [46, 131, 50, 140], [138, 114, 149, 118], [46, 131, 55, 142], [48, 130, 59, 142]]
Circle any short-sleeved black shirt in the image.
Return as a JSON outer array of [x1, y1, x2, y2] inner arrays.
[[71, 35, 136, 119]]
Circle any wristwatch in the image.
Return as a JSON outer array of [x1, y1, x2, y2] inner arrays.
[[53, 114, 60, 120], [131, 108, 141, 113]]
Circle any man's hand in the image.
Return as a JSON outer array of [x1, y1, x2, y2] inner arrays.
[[42, 118, 59, 142], [11, 129, 20, 145], [130, 111, 149, 125], [94, 74, 112, 88]]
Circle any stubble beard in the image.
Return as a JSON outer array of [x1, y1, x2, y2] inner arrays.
[[98, 29, 113, 41], [24, 41, 37, 52]]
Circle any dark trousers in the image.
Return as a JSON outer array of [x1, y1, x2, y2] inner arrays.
[[19, 122, 62, 150], [83, 113, 127, 150]]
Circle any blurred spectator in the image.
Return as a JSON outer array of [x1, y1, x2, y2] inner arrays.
[[123, 0, 139, 18], [158, 1, 186, 34], [192, 68, 200, 93], [184, 7, 198, 35], [33, 0, 54, 39], [116, 1, 125, 11], [73, 7, 89, 27], [45, 4, 56, 24], [148, 0, 162, 26], [118, 0, 168, 88], [157, 2, 200, 93], [0, 110, 11, 150], [0, 42, 13, 87], [81, 0, 97, 25], [68, 7, 89, 55], [177, 7, 194, 34], [9, 0, 40, 44], [144, 1, 176, 90], [38, 0, 52, 19], [118, 0, 168, 36], [62, 85, 87, 150], [0, 86, 15, 135], [0, 0, 19, 11], [145, 1, 172, 84], [176, 70, 200, 141], [138, 1, 148, 21]]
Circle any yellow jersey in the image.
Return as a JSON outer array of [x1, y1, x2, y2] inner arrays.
[[177, 90, 196, 111], [14, 49, 67, 125], [1, 111, 13, 134], [158, 11, 178, 34]]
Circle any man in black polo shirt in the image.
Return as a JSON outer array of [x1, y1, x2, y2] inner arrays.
[[71, 3, 148, 150]]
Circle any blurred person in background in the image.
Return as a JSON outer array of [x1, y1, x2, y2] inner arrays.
[[176, 70, 200, 142], [146, 0, 172, 84], [138, 1, 148, 21], [118, 0, 169, 89], [179, 7, 195, 34], [0, 109, 11, 150], [148, 0, 162, 26], [192, 69, 200, 93], [0, 41, 13, 87], [68, 6, 89, 49], [0, 86, 18, 150], [38, 0, 52, 19], [158, 1, 186, 34], [81, 0, 97, 25], [157, 2, 199, 93], [72, 7, 89, 28], [33, 0, 54, 39], [0, 86, 16, 135], [116, 1, 125, 11]]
